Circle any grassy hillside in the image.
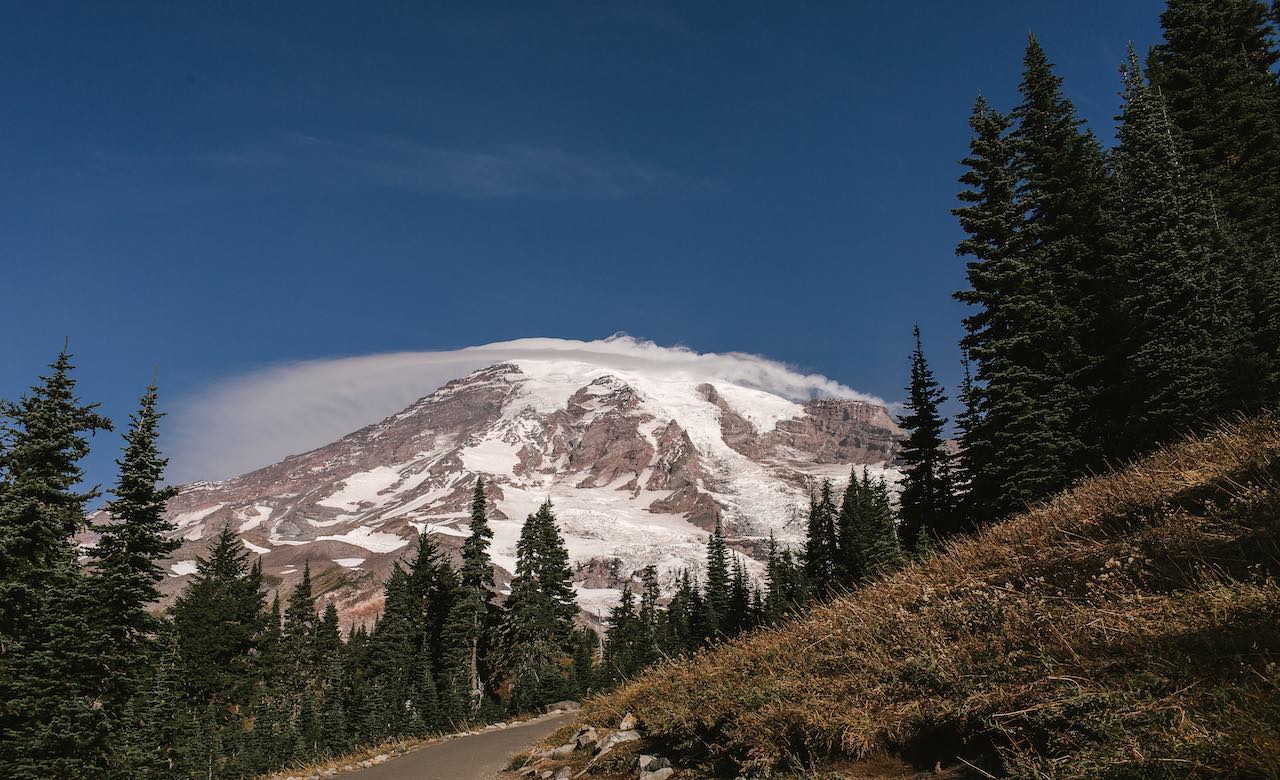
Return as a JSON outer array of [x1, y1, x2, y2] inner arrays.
[[583, 416, 1280, 778]]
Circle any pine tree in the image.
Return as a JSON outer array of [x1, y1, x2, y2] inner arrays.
[[764, 533, 805, 621], [602, 584, 643, 683], [636, 564, 662, 666], [1013, 34, 1117, 474], [494, 501, 576, 711], [952, 95, 1022, 522], [87, 382, 181, 718], [802, 482, 838, 594], [169, 524, 266, 717], [440, 478, 495, 720], [897, 326, 957, 551], [283, 561, 321, 683], [0, 349, 114, 777], [703, 516, 731, 636], [1150, 0, 1280, 409], [726, 556, 751, 635], [1112, 47, 1252, 453], [368, 565, 417, 739]]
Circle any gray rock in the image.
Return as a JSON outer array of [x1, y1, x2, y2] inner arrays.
[[554, 768, 573, 780], [551, 743, 577, 759], [639, 755, 671, 771], [544, 699, 582, 713], [573, 727, 598, 748], [640, 769, 674, 780], [593, 729, 640, 755]]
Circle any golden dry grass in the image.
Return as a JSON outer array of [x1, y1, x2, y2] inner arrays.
[[583, 416, 1280, 778]]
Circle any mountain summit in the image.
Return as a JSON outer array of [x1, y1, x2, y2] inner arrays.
[[155, 358, 903, 624]]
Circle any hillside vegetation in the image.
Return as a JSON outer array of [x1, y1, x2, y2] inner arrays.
[[583, 416, 1280, 778]]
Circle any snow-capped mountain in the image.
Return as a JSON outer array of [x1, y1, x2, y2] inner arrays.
[[157, 358, 903, 625]]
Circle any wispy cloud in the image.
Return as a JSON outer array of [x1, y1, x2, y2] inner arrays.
[[166, 335, 883, 483], [82, 133, 713, 203]]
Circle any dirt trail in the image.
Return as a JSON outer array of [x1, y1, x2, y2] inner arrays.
[[340, 713, 573, 780]]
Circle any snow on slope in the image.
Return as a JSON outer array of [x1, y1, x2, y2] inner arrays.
[[156, 355, 903, 624]]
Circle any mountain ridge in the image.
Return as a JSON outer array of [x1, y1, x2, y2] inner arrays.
[[134, 358, 903, 625]]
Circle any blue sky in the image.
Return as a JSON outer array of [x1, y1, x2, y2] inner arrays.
[[2, 1, 1165, 489]]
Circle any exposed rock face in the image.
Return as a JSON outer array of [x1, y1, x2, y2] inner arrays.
[[141, 359, 902, 626]]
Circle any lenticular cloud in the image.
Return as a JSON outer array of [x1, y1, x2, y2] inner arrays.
[[166, 335, 883, 483]]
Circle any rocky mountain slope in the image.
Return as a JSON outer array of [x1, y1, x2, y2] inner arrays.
[[153, 358, 902, 625]]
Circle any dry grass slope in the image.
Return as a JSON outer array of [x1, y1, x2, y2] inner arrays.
[[583, 416, 1280, 778]]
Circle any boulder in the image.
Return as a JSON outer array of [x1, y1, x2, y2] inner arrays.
[[573, 727, 599, 748], [551, 743, 577, 760], [640, 769, 674, 780], [593, 729, 640, 755]]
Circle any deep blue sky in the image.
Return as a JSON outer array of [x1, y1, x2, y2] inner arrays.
[[3, 1, 1165, 490]]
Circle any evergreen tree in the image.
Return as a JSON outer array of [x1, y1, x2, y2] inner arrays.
[[283, 561, 320, 682], [440, 478, 495, 720], [764, 533, 805, 621], [636, 564, 662, 666], [1013, 33, 1117, 475], [0, 349, 113, 778], [896, 326, 957, 550], [367, 565, 417, 739], [703, 516, 731, 636], [1150, 0, 1280, 409], [802, 482, 838, 593], [601, 584, 644, 683], [87, 381, 181, 718], [1112, 48, 1252, 453], [169, 524, 265, 718], [494, 501, 576, 711], [952, 95, 1022, 522], [726, 556, 751, 635]]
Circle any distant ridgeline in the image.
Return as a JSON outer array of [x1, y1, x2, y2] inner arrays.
[[1, 1, 1279, 778]]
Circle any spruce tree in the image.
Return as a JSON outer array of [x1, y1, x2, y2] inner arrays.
[[283, 561, 321, 681], [1013, 33, 1117, 475], [703, 516, 731, 636], [494, 501, 576, 711], [952, 95, 1021, 522], [440, 478, 495, 719], [169, 524, 266, 717], [1149, 0, 1280, 409], [896, 326, 957, 551], [802, 482, 838, 594], [87, 382, 180, 718], [1112, 48, 1251, 453], [0, 349, 113, 778]]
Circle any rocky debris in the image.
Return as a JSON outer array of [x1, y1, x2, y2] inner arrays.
[[573, 726, 598, 748], [520, 711, 685, 780], [544, 699, 581, 713]]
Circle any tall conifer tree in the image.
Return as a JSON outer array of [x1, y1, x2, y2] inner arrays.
[[896, 326, 956, 551], [88, 382, 180, 717]]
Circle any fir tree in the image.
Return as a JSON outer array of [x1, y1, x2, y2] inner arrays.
[[87, 382, 180, 717], [440, 478, 495, 720], [283, 561, 321, 682], [802, 482, 838, 594], [494, 501, 576, 711], [1112, 47, 1251, 453], [703, 516, 731, 636], [169, 524, 266, 715], [896, 325, 957, 550], [0, 349, 113, 778], [1150, 0, 1280, 409], [952, 95, 1022, 522]]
